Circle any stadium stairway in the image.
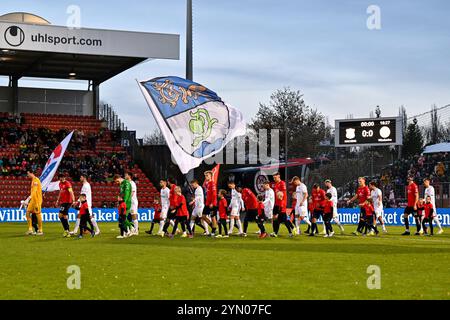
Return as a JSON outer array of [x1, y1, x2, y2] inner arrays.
[[0, 113, 160, 209]]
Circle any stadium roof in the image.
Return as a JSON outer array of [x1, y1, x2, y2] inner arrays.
[[0, 12, 180, 83], [423, 143, 450, 154]]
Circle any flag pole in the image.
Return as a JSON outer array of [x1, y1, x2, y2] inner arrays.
[[185, 0, 195, 187]]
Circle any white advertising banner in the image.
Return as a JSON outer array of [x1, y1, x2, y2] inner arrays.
[[0, 21, 179, 59]]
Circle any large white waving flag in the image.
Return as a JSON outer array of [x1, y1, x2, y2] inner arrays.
[[138, 77, 246, 174], [40, 131, 74, 192]]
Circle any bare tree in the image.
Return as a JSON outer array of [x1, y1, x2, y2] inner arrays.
[[143, 128, 166, 145]]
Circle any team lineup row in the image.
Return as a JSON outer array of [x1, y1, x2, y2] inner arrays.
[[21, 169, 444, 239]]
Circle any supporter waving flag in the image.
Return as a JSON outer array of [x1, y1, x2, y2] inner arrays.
[[40, 131, 74, 192], [138, 77, 246, 174]]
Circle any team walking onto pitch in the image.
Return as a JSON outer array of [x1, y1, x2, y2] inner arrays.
[[21, 168, 444, 238]]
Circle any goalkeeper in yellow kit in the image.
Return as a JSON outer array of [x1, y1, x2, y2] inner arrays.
[[25, 170, 43, 236]]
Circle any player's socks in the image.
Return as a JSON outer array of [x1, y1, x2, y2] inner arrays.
[[229, 219, 235, 234], [133, 220, 139, 233], [195, 220, 206, 231], [91, 218, 100, 233], [149, 222, 155, 234], [202, 220, 210, 234], [272, 220, 280, 235], [433, 217, 442, 231], [236, 219, 243, 234], [404, 216, 410, 231], [223, 221, 228, 235], [60, 217, 70, 231], [243, 221, 249, 234], [73, 218, 81, 233], [295, 218, 301, 234]]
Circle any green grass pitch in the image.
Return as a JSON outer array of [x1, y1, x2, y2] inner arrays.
[[0, 222, 449, 300]]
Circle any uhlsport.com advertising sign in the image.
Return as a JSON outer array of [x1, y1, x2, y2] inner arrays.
[[0, 208, 449, 226]]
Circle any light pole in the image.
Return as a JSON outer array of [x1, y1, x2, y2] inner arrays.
[[185, 0, 194, 183], [186, 0, 193, 81]]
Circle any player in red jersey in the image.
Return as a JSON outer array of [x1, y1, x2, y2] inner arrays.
[[240, 187, 258, 236], [402, 176, 419, 236], [270, 172, 293, 238], [170, 187, 193, 238], [117, 195, 128, 239], [75, 194, 95, 239], [309, 184, 326, 237], [256, 194, 268, 238], [363, 198, 376, 236], [56, 173, 75, 237], [347, 177, 371, 236], [204, 170, 218, 236], [216, 190, 229, 238], [162, 177, 178, 236], [322, 193, 335, 237], [421, 196, 435, 236]]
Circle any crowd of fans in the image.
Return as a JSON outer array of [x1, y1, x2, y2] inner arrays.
[[339, 152, 449, 208], [0, 126, 135, 182]]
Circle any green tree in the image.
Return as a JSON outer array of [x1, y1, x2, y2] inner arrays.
[[402, 119, 424, 158], [249, 88, 327, 158]]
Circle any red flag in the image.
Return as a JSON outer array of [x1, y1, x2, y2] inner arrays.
[[211, 164, 221, 187]]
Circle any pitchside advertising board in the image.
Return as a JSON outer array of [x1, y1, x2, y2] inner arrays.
[[0, 208, 449, 226], [335, 117, 403, 147]]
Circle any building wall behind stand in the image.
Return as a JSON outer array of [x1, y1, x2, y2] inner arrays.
[[0, 87, 12, 113], [0, 86, 93, 116]]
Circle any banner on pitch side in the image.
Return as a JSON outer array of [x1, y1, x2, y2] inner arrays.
[[0, 208, 155, 223], [0, 208, 449, 226]]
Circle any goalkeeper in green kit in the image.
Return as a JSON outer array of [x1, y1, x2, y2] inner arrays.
[[114, 174, 136, 237]]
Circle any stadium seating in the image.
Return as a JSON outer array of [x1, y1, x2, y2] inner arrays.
[[0, 113, 160, 208]]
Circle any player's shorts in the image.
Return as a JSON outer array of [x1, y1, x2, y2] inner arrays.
[[204, 206, 218, 218], [277, 212, 288, 223], [332, 206, 338, 218], [59, 203, 71, 216], [295, 205, 308, 217], [323, 213, 333, 222], [161, 206, 169, 220], [264, 208, 273, 220], [273, 205, 280, 216], [167, 209, 177, 221], [192, 206, 204, 218], [230, 207, 240, 217], [404, 206, 416, 215], [131, 201, 138, 214], [127, 213, 133, 222], [153, 210, 161, 222], [374, 209, 384, 219], [244, 209, 257, 221], [313, 209, 323, 220], [359, 207, 366, 219]]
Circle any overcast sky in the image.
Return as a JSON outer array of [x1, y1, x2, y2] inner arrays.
[[1, 0, 449, 138]]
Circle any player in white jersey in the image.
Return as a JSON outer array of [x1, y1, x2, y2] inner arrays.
[[125, 172, 139, 235], [72, 174, 100, 235], [263, 181, 275, 221], [189, 179, 208, 234], [369, 181, 387, 233], [324, 179, 345, 234], [291, 176, 311, 235], [423, 178, 443, 234], [228, 182, 244, 235], [159, 179, 170, 235]]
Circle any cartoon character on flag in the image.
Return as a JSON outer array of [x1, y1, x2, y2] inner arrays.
[[138, 77, 246, 174]]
